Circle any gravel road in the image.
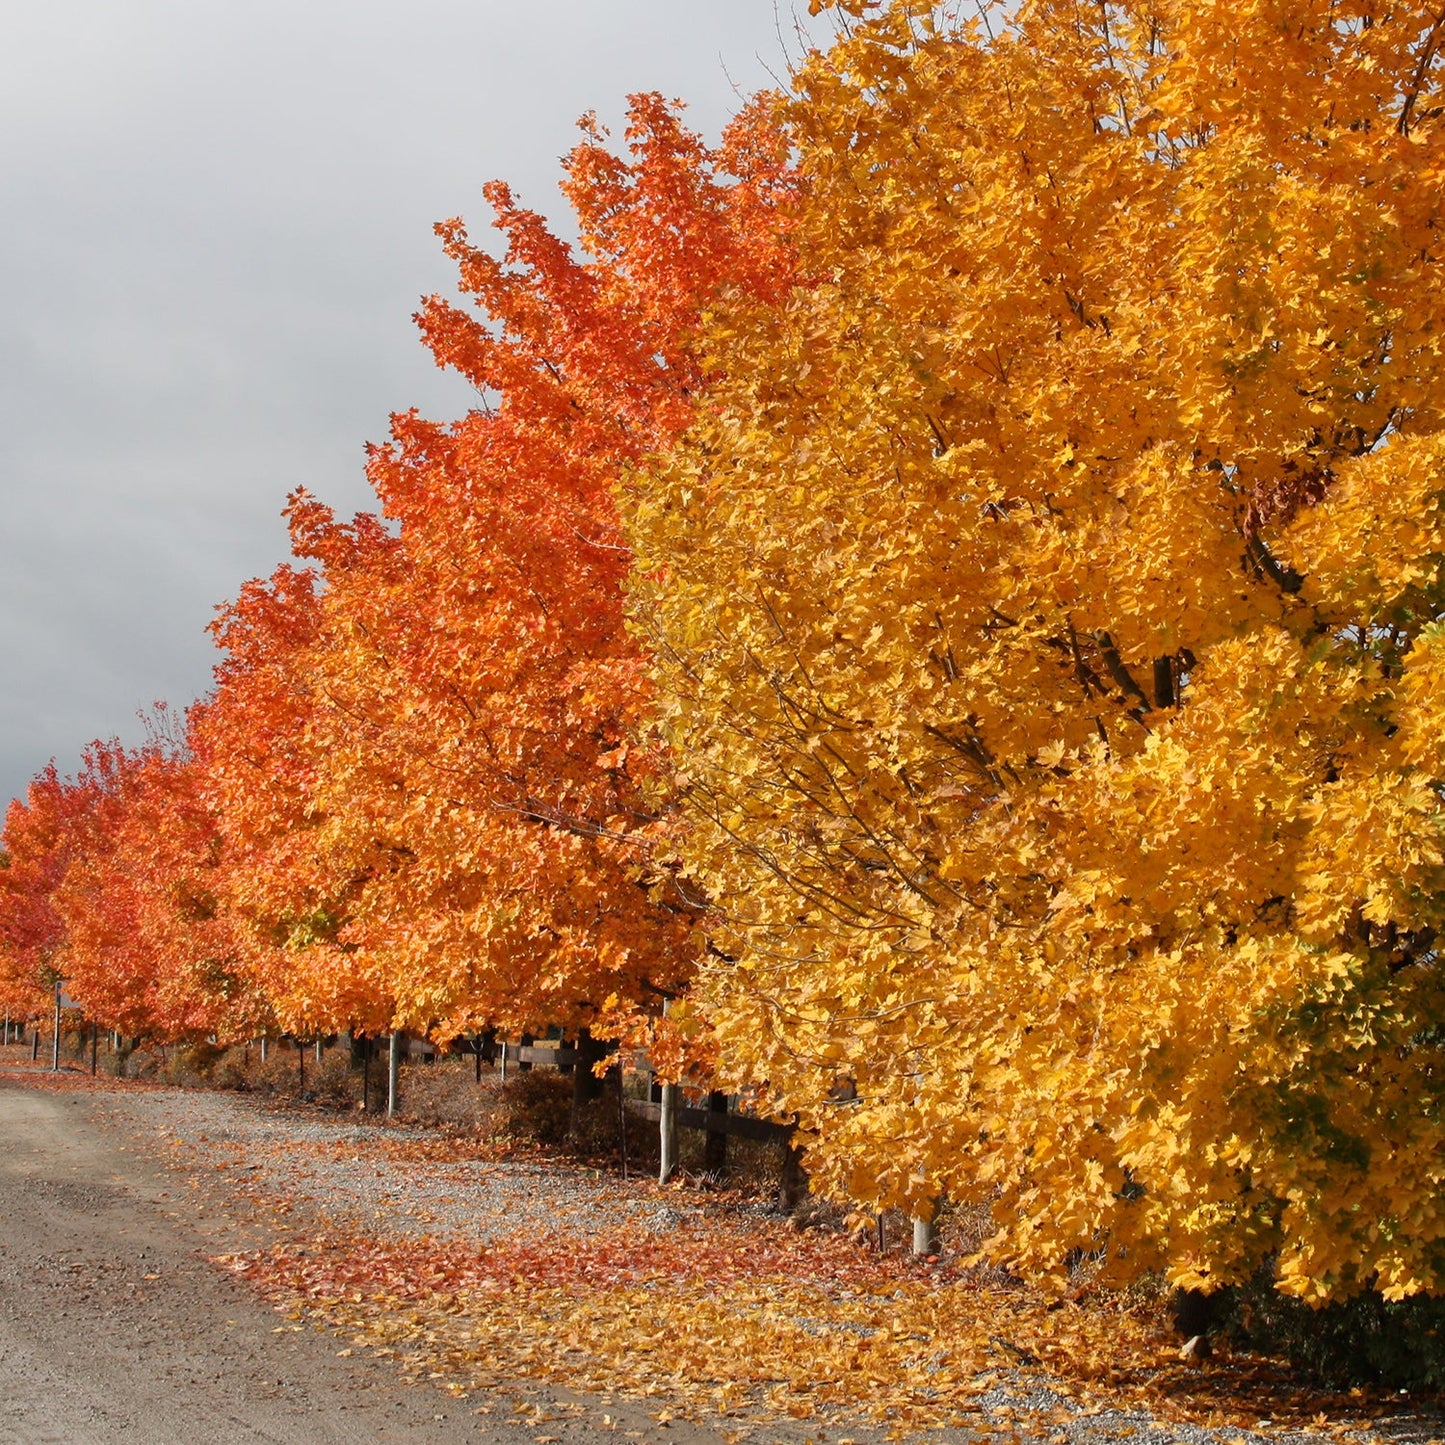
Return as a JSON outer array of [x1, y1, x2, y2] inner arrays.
[[1, 1066, 1441, 1445], [0, 1074, 743, 1445]]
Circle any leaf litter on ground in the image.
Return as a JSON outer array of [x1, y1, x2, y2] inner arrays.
[[11, 1064, 1442, 1444]]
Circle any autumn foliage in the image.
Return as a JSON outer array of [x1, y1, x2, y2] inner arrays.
[[190, 95, 793, 1048], [55, 729, 261, 1041], [7, 0, 1445, 1317], [0, 766, 77, 1018], [628, 0, 1445, 1303], [0, 724, 262, 1041]]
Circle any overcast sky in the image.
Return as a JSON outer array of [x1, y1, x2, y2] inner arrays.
[[0, 1, 829, 809]]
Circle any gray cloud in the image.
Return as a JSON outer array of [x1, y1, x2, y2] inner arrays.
[[0, 0, 825, 806]]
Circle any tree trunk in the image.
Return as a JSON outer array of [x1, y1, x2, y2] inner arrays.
[[387, 1031, 401, 1118], [569, 1030, 607, 1139], [912, 1214, 939, 1256], [779, 1137, 807, 1211], [659, 1082, 679, 1185]]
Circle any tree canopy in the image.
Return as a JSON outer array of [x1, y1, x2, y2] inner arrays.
[[626, 0, 1445, 1301], [193, 94, 796, 1046]]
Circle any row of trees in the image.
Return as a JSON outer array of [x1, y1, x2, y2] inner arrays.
[[7, 0, 1445, 1309], [0, 91, 793, 1053]]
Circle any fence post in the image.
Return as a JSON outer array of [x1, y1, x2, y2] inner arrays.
[[50, 981, 60, 1073], [658, 1081, 679, 1184], [387, 1031, 401, 1118], [704, 1091, 728, 1174]]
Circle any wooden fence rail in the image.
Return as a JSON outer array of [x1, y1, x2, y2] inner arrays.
[[625, 1098, 790, 1144]]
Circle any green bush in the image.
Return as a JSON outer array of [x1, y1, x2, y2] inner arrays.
[[1225, 1273, 1445, 1389]]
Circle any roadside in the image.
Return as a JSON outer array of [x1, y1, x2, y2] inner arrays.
[[0, 1077, 469, 1443], [1, 1052, 1441, 1444], [0, 1067, 737, 1445]]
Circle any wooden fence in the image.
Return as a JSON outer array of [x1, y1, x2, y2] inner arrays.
[[3, 1021, 928, 1245], [444, 1035, 804, 1203]]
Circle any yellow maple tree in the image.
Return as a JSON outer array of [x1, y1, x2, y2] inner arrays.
[[628, 0, 1445, 1302]]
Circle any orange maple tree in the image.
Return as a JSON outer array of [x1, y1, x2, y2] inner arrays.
[[0, 765, 79, 1020], [0, 723, 263, 1042], [53, 729, 262, 1042], [198, 95, 797, 1049], [195, 551, 393, 1040]]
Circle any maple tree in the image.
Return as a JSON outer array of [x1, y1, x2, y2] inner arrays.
[[627, 0, 1445, 1302], [52, 727, 263, 1043], [0, 716, 261, 1046], [0, 765, 78, 1021], [195, 550, 391, 1040], [198, 95, 796, 1048], [0, 937, 43, 1025], [0, 718, 263, 1043]]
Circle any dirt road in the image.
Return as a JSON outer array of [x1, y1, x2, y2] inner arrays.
[[0, 1080, 472, 1442], [0, 1078, 733, 1445]]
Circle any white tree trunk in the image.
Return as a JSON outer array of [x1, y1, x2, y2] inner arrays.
[[912, 1211, 939, 1256], [659, 1082, 679, 1185], [387, 1031, 401, 1119]]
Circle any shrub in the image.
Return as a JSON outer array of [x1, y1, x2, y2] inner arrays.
[[1225, 1276, 1445, 1390], [164, 1040, 228, 1086], [497, 1070, 572, 1145], [312, 1048, 360, 1107], [206, 1044, 253, 1091]]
